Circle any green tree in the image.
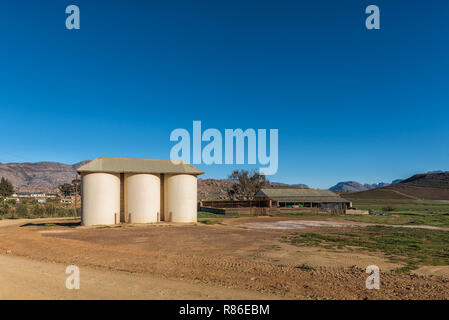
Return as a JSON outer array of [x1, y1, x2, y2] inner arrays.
[[16, 203, 28, 217], [44, 204, 56, 217], [59, 177, 81, 197], [0, 202, 10, 216], [227, 170, 270, 200], [58, 183, 74, 196], [0, 177, 14, 197], [32, 204, 44, 217]]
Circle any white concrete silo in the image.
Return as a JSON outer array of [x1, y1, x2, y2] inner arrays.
[[81, 172, 120, 226], [125, 173, 160, 223], [165, 174, 197, 223]]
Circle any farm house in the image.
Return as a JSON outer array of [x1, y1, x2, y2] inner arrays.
[[255, 188, 352, 210], [77, 157, 204, 226]]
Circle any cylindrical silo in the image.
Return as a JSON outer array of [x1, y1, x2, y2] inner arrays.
[[125, 173, 160, 223], [165, 174, 197, 223], [81, 173, 120, 226]]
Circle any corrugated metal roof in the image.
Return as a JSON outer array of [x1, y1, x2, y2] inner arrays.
[[76, 157, 204, 175], [256, 188, 339, 198], [269, 197, 350, 203]]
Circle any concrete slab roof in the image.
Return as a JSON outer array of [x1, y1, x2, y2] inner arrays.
[[269, 197, 350, 203], [256, 188, 339, 198], [76, 157, 204, 175]]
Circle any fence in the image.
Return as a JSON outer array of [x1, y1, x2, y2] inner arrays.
[[199, 200, 271, 208]]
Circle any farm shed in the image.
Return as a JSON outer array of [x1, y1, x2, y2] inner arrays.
[[254, 188, 352, 210], [77, 157, 204, 226]]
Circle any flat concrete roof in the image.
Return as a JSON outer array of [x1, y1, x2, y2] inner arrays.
[[76, 157, 204, 175], [256, 188, 339, 198], [269, 197, 350, 203]]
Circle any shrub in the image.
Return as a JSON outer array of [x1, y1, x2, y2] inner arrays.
[[32, 204, 44, 217], [44, 204, 56, 217], [16, 203, 28, 217], [0, 203, 10, 216]]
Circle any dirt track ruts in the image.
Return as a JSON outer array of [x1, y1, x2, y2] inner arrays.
[[0, 217, 448, 300]]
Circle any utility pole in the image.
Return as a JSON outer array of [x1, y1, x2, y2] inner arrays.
[[74, 173, 78, 217]]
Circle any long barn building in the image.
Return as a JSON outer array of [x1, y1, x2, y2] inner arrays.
[[77, 157, 203, 226], [255, 188, 351, 210]]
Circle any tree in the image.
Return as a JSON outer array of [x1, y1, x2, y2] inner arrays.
[[58, 183, 74, 197], [16, 203, 28, 217], [0, 202, 10, 216], [227, 170, 270, 200], [72, 177, 81, 195], [58, 177, 81, 197], [0, 177, 14, 197]]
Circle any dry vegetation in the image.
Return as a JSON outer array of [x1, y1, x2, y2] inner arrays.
[[1, 212, 449, 299], [0, 197, 79, 219]]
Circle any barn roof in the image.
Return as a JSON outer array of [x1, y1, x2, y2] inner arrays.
[[268, 197, 350, 203], [256, 188, 339, 198], [76, 157, 204, 175]]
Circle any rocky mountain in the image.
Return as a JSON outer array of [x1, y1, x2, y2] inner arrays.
[[329, 172, 444, 193], [344, 172, 449, 200], [0, 160, 310, 198], [329, 181, 391, 192], [398, 171, 449, 188], [198, 179, 309, 200], [3, 159, 446, 200], [0, 160, 90, 192], [387, 171, 449, 200], [270, 182, 309, 189], [197, 178, 235, 200]]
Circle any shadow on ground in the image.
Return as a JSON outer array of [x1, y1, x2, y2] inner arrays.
[[20, 222, 81, 228]]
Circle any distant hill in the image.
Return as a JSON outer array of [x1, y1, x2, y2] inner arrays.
[[399, 172, 449, 188], [329, 181, 390, 192], [0, 160, 90, 192], [198, 178, 235, 200], [344, 172, 449, 200], [0, 160, 309, 199], [270, 182, 309, 189], [3, 160, 447, 201], [198, 179, 309, 200], [391, 179, 403, 185]]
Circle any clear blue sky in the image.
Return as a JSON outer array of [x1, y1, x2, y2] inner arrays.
[[0, 0, 448, 188]]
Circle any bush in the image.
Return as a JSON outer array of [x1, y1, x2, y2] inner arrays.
[[32, 204, 44, 217], [382, 206, 395, 212], [44, 204, 56, 217], [16, 203, 28, 217], [0, 203, 10, 216]]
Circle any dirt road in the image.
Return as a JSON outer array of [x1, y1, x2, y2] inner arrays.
[[0, 254, 275, 300], [0, 216, 448, 300]]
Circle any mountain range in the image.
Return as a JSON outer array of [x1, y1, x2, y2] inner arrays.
[[0, 160, 89, 192], [329, 179, 403, 192], [343, 171, 449, 200], [0, 160, 447, 200]]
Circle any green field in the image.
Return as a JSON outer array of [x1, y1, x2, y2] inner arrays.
[[284, 225, 449, 273], [345, 212, 449, 228], [343, 198, 449, 228]]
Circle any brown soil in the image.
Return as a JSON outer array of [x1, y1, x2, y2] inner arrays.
[[0, 216, 448, 300]]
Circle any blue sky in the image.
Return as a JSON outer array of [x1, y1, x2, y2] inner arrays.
[[0, 0, 448, 188]]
